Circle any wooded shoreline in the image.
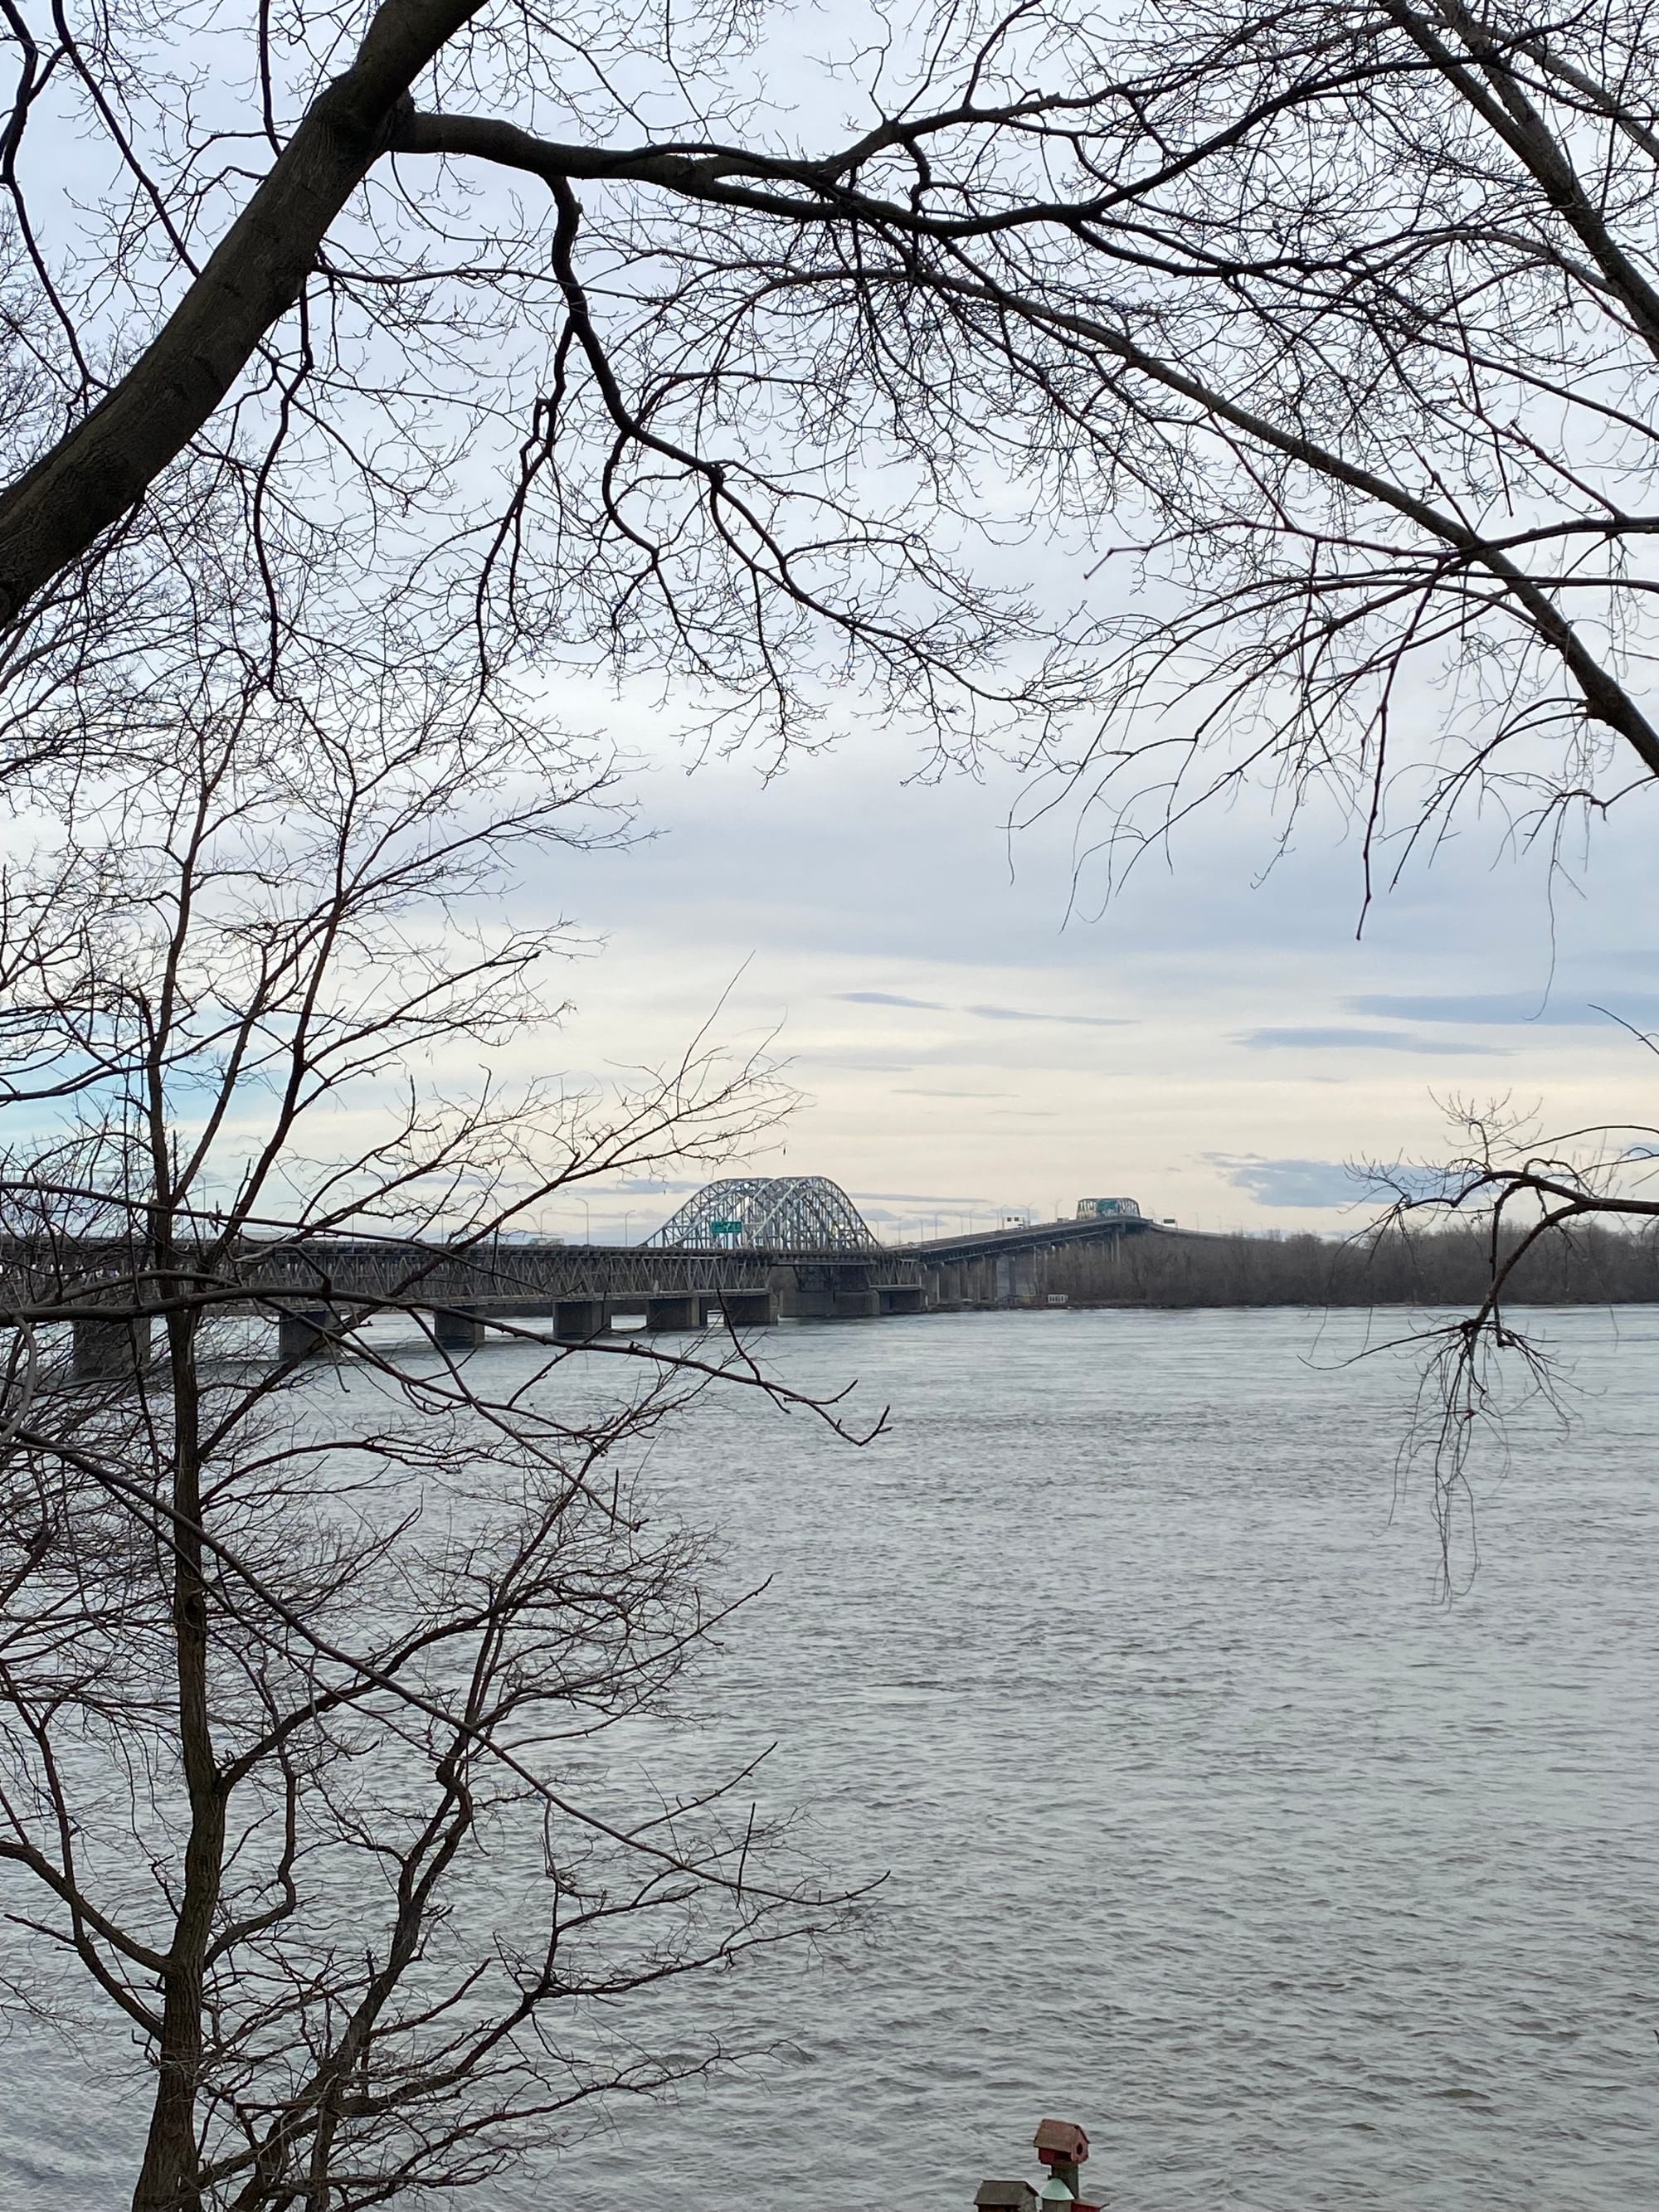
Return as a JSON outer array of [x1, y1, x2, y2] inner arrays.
[[1044, 1222, 1659, 1309]]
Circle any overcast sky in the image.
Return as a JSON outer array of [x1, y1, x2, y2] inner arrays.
[[20, 0, 1659, 1252], [505, 695, 1659, 1244]]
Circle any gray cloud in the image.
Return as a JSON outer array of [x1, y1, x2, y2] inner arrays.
[[837, 989, 1131, 1028], [850, 1189, 995, 1205], [1209, 1155, 1380, 1208], [512, 707, 1659, 1216], [1238, 1025, 1510, 1056], [1209, 1154, 1455, 1207], [1350, 990, 1659, 1029], [798, 1054, 920, 1072], [965, 1003, 1134, 1027], [580, 1175, 708, 1196]]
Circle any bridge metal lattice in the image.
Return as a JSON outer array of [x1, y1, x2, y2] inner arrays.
[[645, 1176, 878, 1252]]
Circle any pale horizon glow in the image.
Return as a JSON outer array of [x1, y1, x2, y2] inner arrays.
[[515, 712, 1659, 1245]]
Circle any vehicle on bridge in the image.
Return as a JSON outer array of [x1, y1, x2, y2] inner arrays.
[[1075, 1197, 1141, 1220]]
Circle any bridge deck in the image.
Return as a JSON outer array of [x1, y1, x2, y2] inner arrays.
[[0, 1214, 1163, 1344]]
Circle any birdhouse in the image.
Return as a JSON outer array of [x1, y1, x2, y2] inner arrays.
[[1038, 2181, 1074, 2207], [1033, 2118, 1090, 2196], [1034, 2121, 1090, 2170], [975, 2184, 1039, 2211]]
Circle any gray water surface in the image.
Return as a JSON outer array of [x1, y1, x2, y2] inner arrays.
[[6, 1306, 1657, 2207], [565, 1306, 1658, 2210]]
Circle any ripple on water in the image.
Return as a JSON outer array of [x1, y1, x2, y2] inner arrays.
[[4, 1306, 1656, 2210]]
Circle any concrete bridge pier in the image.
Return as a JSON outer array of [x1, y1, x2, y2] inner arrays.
[[554, 1297, 606, 1342], [878, 1284, 924, 1315], [277, 1307, 347, 1363], [72, 1315, 152, 1383], [432, 1306, 485, 1352], [645, 1295, 701, 1331], [713, 1289, 776, 1329], [834, 1287, 880, 1318]]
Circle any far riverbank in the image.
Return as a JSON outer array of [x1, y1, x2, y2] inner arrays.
[[1042, 1218, 1659, 1308]]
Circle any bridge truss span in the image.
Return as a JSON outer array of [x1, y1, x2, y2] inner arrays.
[[645, 1175, 878, 1252], [0, 1180, 1172, 1378]]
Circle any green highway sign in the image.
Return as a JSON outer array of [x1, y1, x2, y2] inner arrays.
[[709, 1218, 744, 1236]]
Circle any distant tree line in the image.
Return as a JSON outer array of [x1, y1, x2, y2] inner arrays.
[[1046, 1221, 1659, 1310]]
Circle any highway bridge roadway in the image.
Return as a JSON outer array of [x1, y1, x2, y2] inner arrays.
[[3, 1181, 1160, 1374]]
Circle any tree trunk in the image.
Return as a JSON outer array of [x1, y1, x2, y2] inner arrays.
[[0, 0, 484, 629], [131, 1268, 221, 2212]]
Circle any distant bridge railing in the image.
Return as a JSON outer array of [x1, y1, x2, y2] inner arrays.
[[902, 1213, 1157, 1263], [0, 1200, 1162, 1373], [0, 1208, 1156, 1318]]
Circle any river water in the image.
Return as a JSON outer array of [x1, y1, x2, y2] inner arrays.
[[6, 1306, 1657, 2207]]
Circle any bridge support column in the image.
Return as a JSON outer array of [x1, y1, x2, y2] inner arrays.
[[554, 1298, 606, 1342], [714, 1289, 776, 1330], [645, 1295, 700, 1331], [433, 1306, 485, 1351], [833, 1287, 880, 1319], [878, 1284, 924, 1315], [277, 1307, 346, 1363], [72, 1315, 152, 1383]]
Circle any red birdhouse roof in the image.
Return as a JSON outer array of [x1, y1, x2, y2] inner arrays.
[[1034, 2118, 1090, 2163]]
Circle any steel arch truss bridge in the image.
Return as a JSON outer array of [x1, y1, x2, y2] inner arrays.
[[645, 1176, 878, 1252], [3, 1177, 1162, 1377]]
